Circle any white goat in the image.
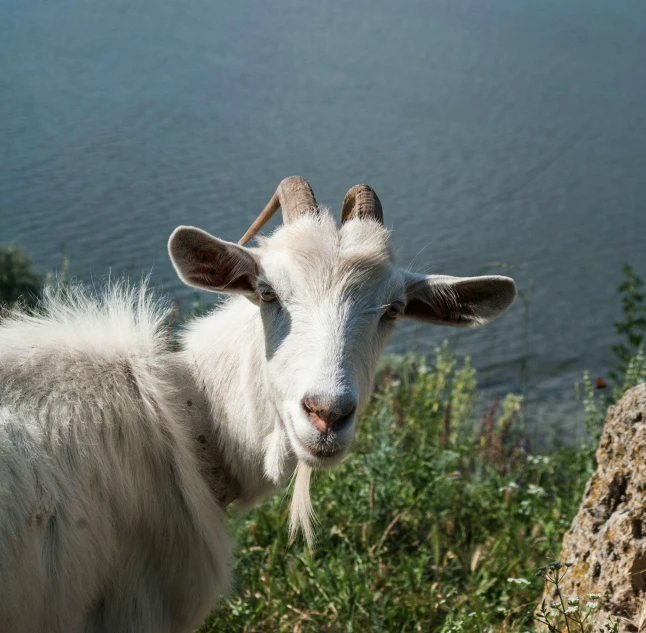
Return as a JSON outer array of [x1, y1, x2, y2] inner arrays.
[[0, 177, 516, 632]]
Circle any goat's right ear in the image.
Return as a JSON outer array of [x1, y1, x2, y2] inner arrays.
[[168, 226, 259, 296]]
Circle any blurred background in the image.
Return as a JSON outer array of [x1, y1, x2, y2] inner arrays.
[[2, 0, 645, 443]]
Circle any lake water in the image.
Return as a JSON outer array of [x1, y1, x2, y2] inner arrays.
[[1, 0, 645, 444]]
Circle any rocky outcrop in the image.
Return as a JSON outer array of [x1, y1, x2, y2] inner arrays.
[[544, 383, 646, 630]]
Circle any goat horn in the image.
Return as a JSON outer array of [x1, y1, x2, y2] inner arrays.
[[340, 184, 384, 225], [238, 176, 318, 245]]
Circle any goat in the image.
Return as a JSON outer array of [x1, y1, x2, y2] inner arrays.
[[0, 177, 516, 632]]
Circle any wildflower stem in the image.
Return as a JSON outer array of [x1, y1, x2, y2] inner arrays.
[[554, 568, 573, 633]]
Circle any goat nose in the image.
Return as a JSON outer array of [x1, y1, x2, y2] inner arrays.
[[301, 394, 357, 433]]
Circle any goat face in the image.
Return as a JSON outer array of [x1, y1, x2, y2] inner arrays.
[[168, 179, 516, 469], [252, 215, 402, 466]]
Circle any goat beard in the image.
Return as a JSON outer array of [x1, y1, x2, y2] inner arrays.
[[288, 461, 317, 549]]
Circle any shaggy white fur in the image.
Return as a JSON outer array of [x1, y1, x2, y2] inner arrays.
[[0, 284, 230, 632]]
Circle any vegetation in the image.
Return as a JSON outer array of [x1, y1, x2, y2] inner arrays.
[[0, 244, 41, 309], [581, 266, 646, 446], [0, 244, 643, 632], [535, 562, 618, 633], [610, 264, 646, 389]]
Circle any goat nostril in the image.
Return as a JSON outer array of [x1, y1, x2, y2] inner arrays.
[[301, 396, 319, 417], [339, 402, 356, 420], [301, 396, 327, 433], [301, 395, 357, 433]]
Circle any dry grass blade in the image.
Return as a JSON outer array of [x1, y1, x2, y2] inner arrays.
[[369, 513, 402, 555]]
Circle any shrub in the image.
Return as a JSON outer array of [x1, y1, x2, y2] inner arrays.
[[0, 244, 41, 309], [610, 264, 646, 388]]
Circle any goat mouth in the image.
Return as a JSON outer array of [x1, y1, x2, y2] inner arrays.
[[297, 439, 343, 460]]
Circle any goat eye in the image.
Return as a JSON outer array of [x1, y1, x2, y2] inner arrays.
[[384, 302, 403, 320], [260, 288, 277, 303]]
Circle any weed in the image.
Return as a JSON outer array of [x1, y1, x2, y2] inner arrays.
[[534, 561, 618, 633], [0, 244, 42, 309], [610, 264, 646, 391]]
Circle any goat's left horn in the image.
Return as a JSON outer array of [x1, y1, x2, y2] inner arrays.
[[238, 176, 318, 245], [340, 184, 384, 225]]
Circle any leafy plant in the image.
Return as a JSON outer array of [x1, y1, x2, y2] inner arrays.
[[610, 264, 646, 388], [535, 561, 618, 633], [579, 264, 646, 441], [0, 244, 42, 309]]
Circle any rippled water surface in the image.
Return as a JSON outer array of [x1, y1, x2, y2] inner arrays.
[[2, 0, 646, 441]]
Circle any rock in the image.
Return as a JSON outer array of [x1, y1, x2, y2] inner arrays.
[[544, 383, 646, 630]]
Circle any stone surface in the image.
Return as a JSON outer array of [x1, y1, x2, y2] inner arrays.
[[544, 383, 646, 631]]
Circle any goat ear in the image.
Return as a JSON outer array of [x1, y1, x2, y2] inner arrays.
[[402, 273, 516, 327], [168, 226, 259, 295]]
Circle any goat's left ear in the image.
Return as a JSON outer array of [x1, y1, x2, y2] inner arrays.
[[168, 226, 259, 296], [402, 273, 517, 327]]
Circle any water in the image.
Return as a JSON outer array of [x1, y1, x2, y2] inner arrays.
[[2, 0, 645, 443]]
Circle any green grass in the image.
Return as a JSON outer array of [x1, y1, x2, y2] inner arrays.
[[200, 346, 596, 633]]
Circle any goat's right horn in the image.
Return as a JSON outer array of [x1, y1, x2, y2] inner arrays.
[[238, 176, 318, 245], [341, 184, 384, 225]]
